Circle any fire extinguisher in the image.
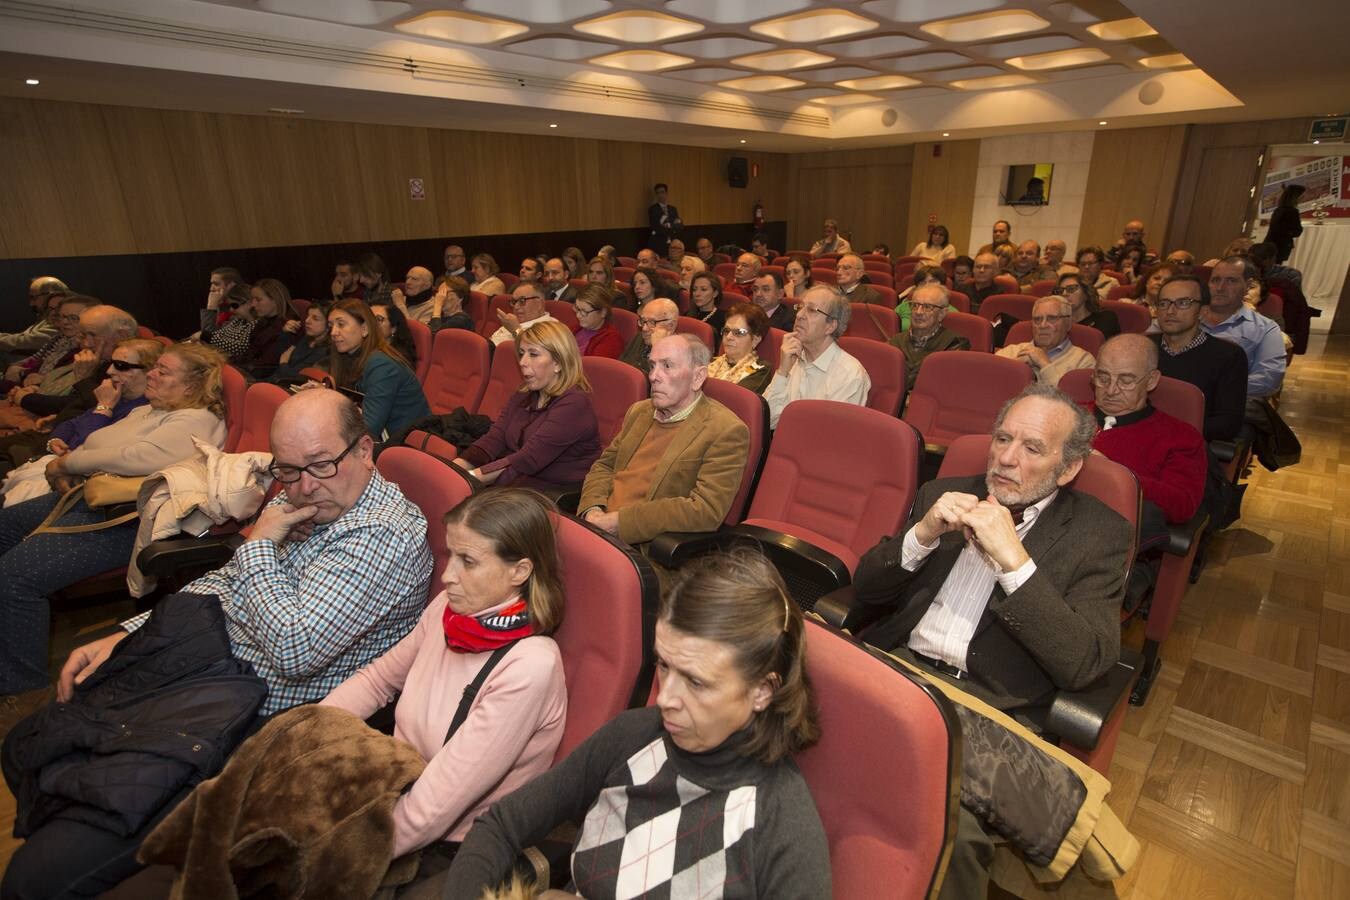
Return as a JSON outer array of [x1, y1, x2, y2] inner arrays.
[[752, 199, 765, 230]]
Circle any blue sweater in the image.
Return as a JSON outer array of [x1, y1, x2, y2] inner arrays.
[[355, 351, 430, 438], [49, 396, 148, 449]]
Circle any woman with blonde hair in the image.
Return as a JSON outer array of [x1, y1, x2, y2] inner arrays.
[[678, 254, 706, 291], [325, 299, 430, 438], [453, 319, 601, 488], [471, 253, 507, 298]]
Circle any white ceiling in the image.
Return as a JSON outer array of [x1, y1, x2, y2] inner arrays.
[[0, 0, 1346, 150]]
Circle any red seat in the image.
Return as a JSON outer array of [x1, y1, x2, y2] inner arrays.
[[137, 325, 155, 339], [551, 513, 660, 760], [772, 255, 793, 266], [713, 263, 736, 282], [1005, 320, 1103, 357], [617, 256, 638, 268], [903, 352, 1033, 451], [480, 295, 513, 340], [465, 291, 489, 332], [1101, 299, 1152, 334], [844, 302, 899, 342], [1027, 280, 1057, 297], [568, 278, 588, 291], [866, 271, 894, 288], [895, 255, 925, 267], [947, 290, 970, 314], [1192, 264, 1212, 284], [613, 266, 636, 283], [1258, 292, 1284, 322], [862, 253, 892, 263], [221, 365, 248, 452], [581, 357, 649, 446], [943, 311, 993, 353], [993, 274, 1019, 294], [406, 318, 432, 383], [811, 268, 838, 285], [610, 308, 638, 345], [758, 327, 786, 370], [895, 262, 917, 282], [762, 265, 785, 281], [1107, 284, 1135, 301], [838, 336, 906, 417], [674, 316, 715, 350], [423, 328, 491, 414], [477, 342, 523, 419], [375, 447, 477, 588], [544, 300, 579, 331], [700, 378, 770, 525], [796, 619, 959, 900], [655, 268, 680, 284], [940, 259, 956, 277], [977, 293, 1038, 326], [864, 283, 898, 306], [863, 259, 892, 274], [498, 272, 519, 290], [233, 383, 289, 454]]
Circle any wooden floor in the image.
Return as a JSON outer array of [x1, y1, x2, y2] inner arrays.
[[2, 336, 1349, 897]]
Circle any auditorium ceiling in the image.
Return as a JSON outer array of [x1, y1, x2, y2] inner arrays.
[[0, 0, 1345, 150]]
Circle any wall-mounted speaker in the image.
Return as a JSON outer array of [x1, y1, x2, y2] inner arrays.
[[727, 156, 749, 188]]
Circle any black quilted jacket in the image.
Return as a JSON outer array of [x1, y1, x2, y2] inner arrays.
[[1, 592, 268, 838]]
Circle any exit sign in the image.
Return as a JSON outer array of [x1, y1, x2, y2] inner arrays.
[[1308, 117, 1347, 142]]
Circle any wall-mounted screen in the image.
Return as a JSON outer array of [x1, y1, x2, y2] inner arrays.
[[1005, 163, 1054, 206]]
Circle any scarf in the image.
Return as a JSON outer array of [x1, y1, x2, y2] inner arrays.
[[443, 597, 533, 652]]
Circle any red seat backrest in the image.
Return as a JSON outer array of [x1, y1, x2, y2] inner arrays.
[[866, 271, 894, 288], [234, 383, 289, 454], [811, 267, 839, 285], [477, 343, 523, 420], [222, 365, 248, 452], [796, 620, 959, 900], [700, 379, 770, 525], [610, 308, 638, 345], [713, 263, 736, 282], [895, 255, 925, 267], [674, 316, 715, 350], [1027, 280, 1057, 297], [947, 290, 970, 314], [993, 274, 1019, 294], [498, 272, 519, 290], [903, 352, 1033, 449], [613, 266, 636, 283], [747, 400, 921, 568], [762, 265, 785, 281], [978, 293, 1038, 324], [481, 295, 513, 339], [942, 311, 993, 353], [1004, 321, 1103, 357], [545, 300, 579, 331], [551, 513, 659, 761], [581, 357, 649, 447], [423, 328, 491, 414], [465, 291, 489, 332], [1101, 299, 1152, 334], [759, 327, 785, 370], [137, 325, 155, 339], [863, 259, 892, 273], [865, 283, 898, 305], [1107, 284, 1135, 301], [837, 336, 906, 417], [407, 318, 432, 383], [1059, 370, 1206, 432], [844, 302, 899, 341], [940, 259, 955, 276], [617, 257, 638, 268], [375, 446, 476, 589], [1258, 293, 1284, 322]]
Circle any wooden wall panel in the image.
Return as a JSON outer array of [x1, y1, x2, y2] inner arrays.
[[906, 139, 980, 260], [1078, 124, 1187, 252], [785, 145, 913, 254], [0, 98, 77, 257], [98, 106, 193, 254]]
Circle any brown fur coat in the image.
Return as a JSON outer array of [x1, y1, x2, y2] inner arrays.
[[139, 705, 426, 899]]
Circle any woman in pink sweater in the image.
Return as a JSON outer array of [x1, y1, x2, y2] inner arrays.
[[321, 488, 568, 875]]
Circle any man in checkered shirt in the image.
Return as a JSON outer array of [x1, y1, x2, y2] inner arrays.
[[59, 389, 432, 715]]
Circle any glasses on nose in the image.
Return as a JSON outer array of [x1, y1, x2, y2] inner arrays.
[[510, 296, 542, 307], [1051, 285, 1081, 295], [1031, 314, 1070, 324], [268, 434, 362, 483], [721, 326, 751, 338], [1152, 298, 1198, 311], [909, 302, 944, 313], [638, 317, 674, 329], [576, 306, 598, 316], [108, 359, 147, 372], [1092, 372, 1143, 389], [797, 305, 831, 319]]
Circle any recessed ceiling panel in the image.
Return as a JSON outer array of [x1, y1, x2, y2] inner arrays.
[[1040, 63, 1130, 81], [875, 51, 970, 71], [1140, 53, 1192, 69], [1007, 47, 1108, 69], [666, 0, 811, 25], [810, 92, 885, 106], [930, 64, 1007, 81], [799, 66, 882, 81], [778, 86, 849, 101], [461, 0, 609, 24], [950, 73, 1036, 89], [589, 49, 693, 71], [860, 0, 1006, 22], [573, 11, 702, 43], [394, 10, 529, 43], [506, 36, 619, 60], [1086, 17, 1158, 40], [921, 10, 1049, 42], [750, 9, 879, 43], [836, 74, 921, 90], [666, 66, 751, 82], [732, 49, 834, 71], [258, 0, 410, 25], [820, 34, 928, 57], [665, 37, 774, 58], [978, 34, 1080, 57], [719, 74, 807, 92]]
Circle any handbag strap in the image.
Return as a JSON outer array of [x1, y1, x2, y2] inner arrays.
[[29, 483, 139, 537], [444, 644, 514, 745]]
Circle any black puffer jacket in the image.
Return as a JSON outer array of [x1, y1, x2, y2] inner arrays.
[[2, 592, 268, 838]]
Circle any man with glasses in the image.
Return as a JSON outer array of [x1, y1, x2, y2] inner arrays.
[[724, 252, 762, 299], [1201, 256, 1286, 399], [889, 283, 970, 393], [0, 277, 67, 359], [1074, 246, 1119, 297], [619, 298, 679, 375], [764, 285, 869, 430], [996, 295, 1095, 388], [443, 244, 467, 281], [835, 254, 882, 305], [489, 282, 557, 347], [1151, 275, 1247, 440], [967, 252, 1004, 314]]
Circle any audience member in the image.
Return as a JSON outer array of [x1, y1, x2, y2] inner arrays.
[[1105, 220, 1158, 268], [370, 303, 418, 372], [424, 277, 475, 334], [355, 252, 394, 308], [765, 285, 870, 429], [975, 219, 1011, 256], [596, 245, 619, 267], [750, 233, 775, 263], [967, 253, 1004, 313], [201, 266, 243, 329], [562, 247, 587, 279], [678, 254, 705, 292], [895, 264, 952, 331], [687, 270, 726, 345], [1058, 272, 1120, 338], [580, 334, 749, 545], [835, 253, 883, 305], [517, 257, 542, 287], [636, 249, 663, 271], [1265, 184, 1305, 263], [489, 282, 557, 348], [1042, 240, 1070, 274], [470, 253, 507, 298], [443, 245, 468, 281], [726, 252, 762, 298], [1250, 241, 1303, 290], [1152, 274, 1248, 440], [890, 283, 970, 392], [694, 236, 721, 267], [392, 266, 438, 324], [443, 550, 829, 899], [0, 278, 67, 357], [541, 258, 577, 304], [1114, 243, 1148, 286], [912, 225, 956, 263], [1165, 250, 1195, 274], [666, 238, 686, 269], [241, 278, 299, 377], [618, 298, 678, 376], [810, 218, 852, 258], [3, 294, 93, 399], [1075, 246, 1119, 296], [1010, 241, 1055, 290], [872, 243, 892, 259], [630, 268, 676, 310], [996, 295, 1095, 387], [272, 301, 331, 384], [326, 299, 430, 437], [586, 255, 616, 293], [1202, 257, 1285, 398], [331, 260, 362, 302], [647, 182, 681, 257], [952, 255, 976, 296], [753, 271, 798, 332], [992, 241, 1016, 274], [783, 255, 813, 300], [707, 302, 773, 395], [571, 286, 623, 359]]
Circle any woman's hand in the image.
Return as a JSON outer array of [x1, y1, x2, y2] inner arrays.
[[282, 318, 302, 334], [472, 467, 503, 485], [8, 385, 37, 404], [3, 363, 23, 382], [48, 437, 70, 456], [44, 456, 81, 491], [33, 414, 55, 432], [93, 377, 121, 410]]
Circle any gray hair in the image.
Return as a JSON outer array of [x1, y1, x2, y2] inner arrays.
[[802, 283, 850, 334], [642, 298, 679, 321], [666, 332, 711, 368], [911, 282, 950, 307], [1033, 295, 1072, 318], [993, 383, 1097, 471], [101, 305, 139, 340]]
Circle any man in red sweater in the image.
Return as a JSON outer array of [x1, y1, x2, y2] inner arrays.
[[1090, 334, 1206, 546]]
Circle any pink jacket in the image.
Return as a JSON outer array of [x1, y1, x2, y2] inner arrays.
[[321, 593, 566, 855]]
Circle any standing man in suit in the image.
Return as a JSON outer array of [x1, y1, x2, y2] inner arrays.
[[647, 183, 682, 258], [580, 334, 748, 547]]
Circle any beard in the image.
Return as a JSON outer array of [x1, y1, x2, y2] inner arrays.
[[985, 463, 1061, 508]]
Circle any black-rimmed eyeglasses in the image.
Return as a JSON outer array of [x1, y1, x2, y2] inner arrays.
[[268, 434, 362, 483], [108, 359, 147, 372]]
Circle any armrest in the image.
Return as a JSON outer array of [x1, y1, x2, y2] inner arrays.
[[1208, 439, 1236, 463], [812, 585, 888, 634], [538, 485, 581, 514], [136, 534, 245, 578], [647, 529, 748, 569], [1165, 509, 1209, 557], [1043, 648, 1142, 750]]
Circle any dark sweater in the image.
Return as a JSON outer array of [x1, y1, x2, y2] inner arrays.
[[1090, 404, 1207, 523], [889, 325, 970, 391], [619, 333, 652, 375], [445, 706, 831, 899], [1153, 333, 1248, 440], [459, 387, 602, 488]]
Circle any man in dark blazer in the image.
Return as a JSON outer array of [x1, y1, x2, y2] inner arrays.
[[852, 383, 1130, 723], [541, 258, 577, 304], [647, 183, 682, 257]]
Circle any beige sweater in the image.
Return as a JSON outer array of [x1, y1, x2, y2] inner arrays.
[[63, 405, 227, 477], [996, 342, 1095, 388]]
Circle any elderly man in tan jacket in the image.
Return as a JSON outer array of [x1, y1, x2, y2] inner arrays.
[[580, 333, 748, 546]]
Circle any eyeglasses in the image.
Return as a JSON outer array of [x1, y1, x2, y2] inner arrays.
[[372, 314, 388, 323], [1151, 298, 1198, 311], [796, 305, 832, 319], [1031, 314, 1070, 324], [638, 316, 675, 329], [721, 326, 752, 338], [909, 302, 944, 313], [108, 359, 147, 372], [1092, 372, 1144, 389], [268, 434, 363, 483], [1051, 285, 1082, 294], [575, 306, 599, 316], [57, 313, 83, 323], [510, 295, 543, 307]]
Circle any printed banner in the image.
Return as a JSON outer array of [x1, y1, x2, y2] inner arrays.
[[1259, 154, 1349, 221]]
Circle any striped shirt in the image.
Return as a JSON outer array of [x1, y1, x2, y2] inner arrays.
[[904, 490, 1058, 671], [123, 470, 431, 714]]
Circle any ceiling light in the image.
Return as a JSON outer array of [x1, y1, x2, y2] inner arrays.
[[836, 74, 921, 91], [921, 10, 1049, 42], [949, 74, 1037, 90], [719, 75, 806, 92], [1098, 120, 1108, 125], [463, 0, 609, 23], [751, 9, 879, 42], [549, 123, 558, 128], [862, 0, 1004, 21], [732, 49, 834, 70], [395, 10, 528, 43], [574, 10, 703, 42], [1007, 48, 1108, 70], [739, 139, 747, 144], [25, 78, 39, 85], [942, 131, 950, 136], [667, 0, 811, 24], [1139, 53, 1192, 69], [589, 49, 694, 71], [1086, 17, 1158, 40]]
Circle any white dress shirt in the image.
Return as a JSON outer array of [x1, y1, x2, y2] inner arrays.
[[905, 490, 1059, 671], [763, 340, 870, 429]]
